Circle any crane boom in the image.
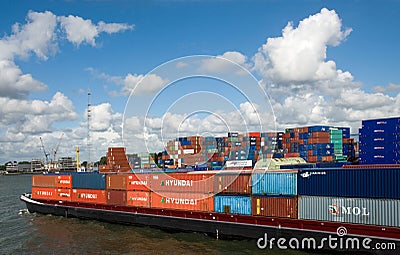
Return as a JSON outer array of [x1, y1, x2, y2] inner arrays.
[[39, 137, 49, 163], [53, 133, 64, 162]]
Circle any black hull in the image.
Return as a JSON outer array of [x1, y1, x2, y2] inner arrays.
[[21, 194, 400, 254]]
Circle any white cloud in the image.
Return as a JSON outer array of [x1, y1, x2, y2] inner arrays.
[[0, 10, 58, 61], [0, 60, 47, 99], [0, 92, 79, 133], [59, 15, 133, 46], [59, 15, 98, 46], [253, 8, 352, 84], [90, 103, 122, 132], [122, 73, 170, 96], [199, 51, 249, 74], [372, 83, 400, 94], [0, 10, 133, 162], [97, 21, 134, 34], [250, 8, 400, 133]]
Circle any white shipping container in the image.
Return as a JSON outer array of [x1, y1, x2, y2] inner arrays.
[[299, 196, 400, 227]]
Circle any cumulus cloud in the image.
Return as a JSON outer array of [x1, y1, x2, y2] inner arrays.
[[253, 8, 352, 84], [0, 10, 58, 61], [122, 73, 170, 96], [0, 60, 47, 99], [90, 103, 122, 132], [0, 10, 133, 162], [251, 8, 400, 133], [59, 15, 133, 46], [199, 51, 249, 74], [0, 92, 79, 133]]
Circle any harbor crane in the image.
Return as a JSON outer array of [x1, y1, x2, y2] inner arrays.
[[53, 133, 64, 163], [39, 137, 50, 163]]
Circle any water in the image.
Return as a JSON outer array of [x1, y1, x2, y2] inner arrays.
[[0, 174, 336, 254]]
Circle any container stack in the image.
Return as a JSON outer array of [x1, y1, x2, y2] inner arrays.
[[127, 154, 141, 170], [297, 168, 400, 227], [251, 170, 298, 218], [31, 174, 72, 201], [71, 172, 107, 204], [106, 173, 151, 207], [150, 172, 215, 212], [282, 125, 351, 163], [213, 172, 252, 215], [100, 148, 130, 173], [359, 117, 400, 164], [259, 132, 284, 159]]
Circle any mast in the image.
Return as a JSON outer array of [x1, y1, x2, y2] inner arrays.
[[87, 90, 92, 171]]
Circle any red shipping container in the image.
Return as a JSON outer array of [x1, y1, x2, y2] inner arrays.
[[151, 173, 214, 193], [107, 174, 150, 191], [57, 188, 72, 201], [151, 192, 214, 212], [71, 189, 107, 204], [126, 191, 151, 207], [107, 190, 127, 205], [214, 174, 251, 194], [248, 132, 260, 137], [56, 175, 72, 189], [252, 196, 298, 219], [32, 187, 58, 200]]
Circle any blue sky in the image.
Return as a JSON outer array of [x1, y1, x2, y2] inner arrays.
[[0, 0, 399, 163]]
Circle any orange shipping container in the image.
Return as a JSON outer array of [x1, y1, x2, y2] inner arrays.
[[32, 175, 57, 187], [71, 189, 107, 204], [151, 192, 214, 212], [126, 191, 151, 207], [214, 174, 251, 194], [151, 173, 214, 193], [252, 196, 298, 219], [32, 175, 72, 189], [107, 174, 150, 191]]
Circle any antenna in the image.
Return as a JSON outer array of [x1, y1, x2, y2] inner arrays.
[[87, 90, 92, 171]]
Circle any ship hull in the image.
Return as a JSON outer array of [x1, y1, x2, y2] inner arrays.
[[21, 194, 400, 254]]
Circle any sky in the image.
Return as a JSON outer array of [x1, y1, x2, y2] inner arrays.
[[0, 0, 399, 163]]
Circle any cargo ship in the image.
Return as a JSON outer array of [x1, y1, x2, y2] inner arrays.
[[21, 116, 400, 253]]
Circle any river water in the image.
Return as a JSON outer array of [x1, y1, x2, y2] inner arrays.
[[0, 174, 347, 254]]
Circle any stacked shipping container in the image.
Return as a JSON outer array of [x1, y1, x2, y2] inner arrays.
[[100, 147, 131, 173], [297, 166, 400, 227], [359, 117, 400, 164]]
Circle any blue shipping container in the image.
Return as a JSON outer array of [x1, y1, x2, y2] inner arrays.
[[252, 172, 297, 196], [297, 168, 400, 199], [214, 195, 251, 215], [72, 172, 106, 190]]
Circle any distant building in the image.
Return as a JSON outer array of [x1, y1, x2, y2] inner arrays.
[[31, 159, 44, 172], [58, 157, 77, 171], [18, 163, 31, 172], [5, 161, 18, 173]]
